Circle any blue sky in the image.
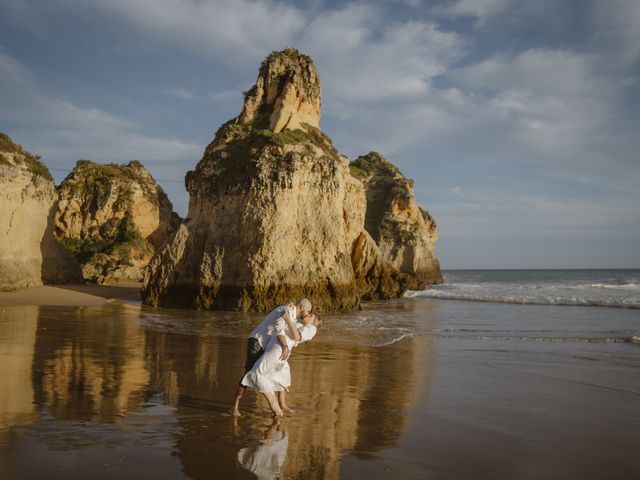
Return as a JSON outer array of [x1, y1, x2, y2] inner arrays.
[[1, 0, 638, 268]]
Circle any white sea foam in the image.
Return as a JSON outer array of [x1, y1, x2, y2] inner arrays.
[[374, 333, 413, 347], [406, 279, 640, 309]]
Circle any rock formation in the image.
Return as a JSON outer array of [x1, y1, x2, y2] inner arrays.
[[55, 160, 181, 284], [0, 133, 82, 290], [350, 152, 443, 290], [143, 48, 441, 312]]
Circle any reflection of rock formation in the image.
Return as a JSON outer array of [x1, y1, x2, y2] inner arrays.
[[30, 305, 149, 421], [0, 306, 38, 430], [140, 306, 436, 480], [2, 302, 435, 479], [280, 333, 434, 478], [142, 324, 256, 479]]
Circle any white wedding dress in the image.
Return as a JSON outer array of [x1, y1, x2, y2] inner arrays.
[[241, 322, 316, 393]]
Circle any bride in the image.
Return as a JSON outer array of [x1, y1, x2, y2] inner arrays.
[[241, 307, 320, 416]]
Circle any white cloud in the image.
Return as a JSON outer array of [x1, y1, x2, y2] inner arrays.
[[593, 0, 640, 67], [449, 49, 600, 94], [208, 89, 242, 102], [300, 5, 467, 102], [59, 0, 305, 61], [0, 51, 200, 166], [163, 87, 196, 101], [425, 184, 640, 268], [443, 47, 638, 180], [436, 0, 513, 25]]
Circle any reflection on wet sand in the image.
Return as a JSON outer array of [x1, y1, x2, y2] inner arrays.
[[0, 306, 38, 430], [142, 301, 437, 479], [238, 418, 288, 479], [0, 301, 436, 479], [32, 305, 149, 422]]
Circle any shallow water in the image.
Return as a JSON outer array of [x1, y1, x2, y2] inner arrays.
[[0, 297, 639, 479]]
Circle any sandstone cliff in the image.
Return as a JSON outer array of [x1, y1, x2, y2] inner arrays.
[[0, 133, 82, 290], [143, 48, 441, 312], [350, 152, 443, 290], [55, 160, 181, 284]]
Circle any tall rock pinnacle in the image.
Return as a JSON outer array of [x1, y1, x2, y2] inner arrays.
[[142, 49, 442, 312], [237, 48, 321, 133]]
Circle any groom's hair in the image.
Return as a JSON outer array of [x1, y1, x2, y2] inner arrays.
[[298, 298, 312, 313]]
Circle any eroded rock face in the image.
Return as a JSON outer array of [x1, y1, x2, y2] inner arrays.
[[144, 130, 365, 311], [238, 48, 321, 133], [0, 133, 82, 290], [143, 49, 441, 312], [350, 152, 443, 289], [55, 160, 181, 284]]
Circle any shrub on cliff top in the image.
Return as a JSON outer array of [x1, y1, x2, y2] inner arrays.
[[349, 152, 401, 180], [0, 132, 53, 182]]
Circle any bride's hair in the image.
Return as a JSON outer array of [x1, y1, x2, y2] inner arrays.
[[307, 313, 321, 328]]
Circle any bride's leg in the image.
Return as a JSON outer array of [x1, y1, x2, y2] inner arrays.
[[231, 383, 245, 417], [277, 390, 295, 414], [263, 392, 284, 416]]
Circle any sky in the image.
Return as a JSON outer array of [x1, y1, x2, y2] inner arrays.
[[1, 0, 638, 269]]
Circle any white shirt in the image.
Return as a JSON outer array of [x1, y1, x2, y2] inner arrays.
[[249, 305, 297, 349]]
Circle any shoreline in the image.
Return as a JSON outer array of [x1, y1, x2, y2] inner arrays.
[[0, 283, 141, 307]]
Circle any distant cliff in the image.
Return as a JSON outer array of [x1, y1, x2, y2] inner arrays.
[[0, 133, 82, 290], [142, 48, 442, 311], [55, 160, 181, 284]]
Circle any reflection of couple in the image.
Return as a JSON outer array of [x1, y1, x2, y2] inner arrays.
[[232, 298, 320, 417], [237, 417, 288, 480]]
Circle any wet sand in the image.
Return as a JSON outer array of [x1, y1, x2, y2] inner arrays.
[[0, 298, 638, 479]]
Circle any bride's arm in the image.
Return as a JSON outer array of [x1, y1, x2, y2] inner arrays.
[[282, 307, 301, 342]]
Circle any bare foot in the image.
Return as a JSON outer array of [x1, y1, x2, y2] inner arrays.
[[281, 405, 295, 414], [230, 408, 242, 417], [273, 409, 284, 417]]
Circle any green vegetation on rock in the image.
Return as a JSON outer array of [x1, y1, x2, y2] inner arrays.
[[350, 152, 413, 242], [197, 122, 338, 192], [60, 214, 144, 262], [60, 159, 159, 206], [349, 151, 401, 179], [0, 132, 53, 181], [259, 48, 320, 100]]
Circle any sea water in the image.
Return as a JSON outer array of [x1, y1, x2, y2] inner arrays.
[[408, 269, 640, 309]]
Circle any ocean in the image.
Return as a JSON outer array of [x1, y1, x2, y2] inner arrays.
[[410, 269, 640, 309], [1, 270, 639, 478]]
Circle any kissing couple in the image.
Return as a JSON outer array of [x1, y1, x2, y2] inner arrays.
[[232, 298, 320, 416]]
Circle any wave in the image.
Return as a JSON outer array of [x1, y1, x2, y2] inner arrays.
[[406, 284, 640, 309], [425, 333, 640, 344], [583, 283, 640, 290]]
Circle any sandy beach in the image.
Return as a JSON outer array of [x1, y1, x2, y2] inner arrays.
[[1, 290, 639, 479], [0, 283, 141, 307]]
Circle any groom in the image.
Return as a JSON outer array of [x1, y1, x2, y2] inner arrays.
[[231, 298, 313, 417]]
